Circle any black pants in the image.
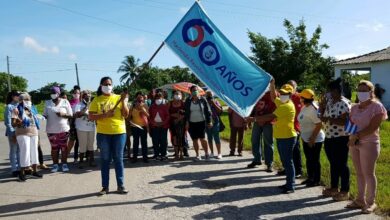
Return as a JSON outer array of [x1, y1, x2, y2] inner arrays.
[[132, 127, 148, 159], [303, 141, 322, 183], [293, 134, 303, 175], [38, 144, 44, 165], [324, 136, 350, 192]]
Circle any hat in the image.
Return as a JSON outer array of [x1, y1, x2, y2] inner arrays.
[[51, 86, 61, 94], [280, 84, 294, 94], [299, 89, 315, 99]]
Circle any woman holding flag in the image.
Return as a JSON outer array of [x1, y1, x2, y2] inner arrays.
[[88, 76, 129, 195], [346, 80, 387, 214]]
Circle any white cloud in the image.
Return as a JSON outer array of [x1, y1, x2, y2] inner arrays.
[[334, 53, 358, 60], [355, 21, 385, 32], [179, 7, 189, 14], [68, 53, 77, 61], [23, 36, 60, 54]]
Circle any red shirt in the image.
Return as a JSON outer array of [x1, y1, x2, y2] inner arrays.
[[148, 103, 170, 129], [291, 93, 302, 132], [252, 92, 276, 125]]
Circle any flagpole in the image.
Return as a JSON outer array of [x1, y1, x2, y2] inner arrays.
[[128, 41, 165, 87]]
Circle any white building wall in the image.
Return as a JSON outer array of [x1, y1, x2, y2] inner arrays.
[[371, 61, 390, 109]]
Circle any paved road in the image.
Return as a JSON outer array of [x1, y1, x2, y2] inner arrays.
[[0, 122, 382, 220]]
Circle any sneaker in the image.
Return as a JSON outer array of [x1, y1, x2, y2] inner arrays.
[[32, 172, 43, 178], [266, 165, 273, 173], [39, 164, 49, 170], [62, 164, 70, 172], [217, 154, 222, 159], [295, 173, 302, 179], [51, 164, 59, 173], [209, 153, 215, 158], [204, 155, 211, 161], [333, 191, 349, 201], [346, 200, 365, 209], [117, 186, 129, 194], [193, 156, 202, 161], [277, 169, 286, 176], [98, 187, 109, 196], [322, 188, 339, 197], [247, 161, 261, 168], [362, 203, 377, 214]]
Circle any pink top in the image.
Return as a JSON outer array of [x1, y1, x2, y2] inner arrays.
[[350, 101, 388, 143]]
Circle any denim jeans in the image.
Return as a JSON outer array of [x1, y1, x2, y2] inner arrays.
[[132, 127, 148, 159], [277, 137, 297, 190], [151, 127, 168, 157], [251, 123, 273, 166], [206, 121, 221, 145], [97, 133, 126, 188], [7, 135, 20, 172]]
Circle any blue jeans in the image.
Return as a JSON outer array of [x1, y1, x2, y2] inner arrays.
[[132, 127, 148, 159], [7, 135, 20, 172], [277, 137, 297, 190], [251, 123, 273, 166], [206, 121, 221, 145], [151, 127, 168, 157], [97, 133, 126, 188]]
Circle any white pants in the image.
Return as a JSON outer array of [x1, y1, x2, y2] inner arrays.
[[77, 130, 95, 153], [17, 135, 39, 167]]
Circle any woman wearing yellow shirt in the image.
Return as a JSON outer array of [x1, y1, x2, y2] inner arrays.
[[251, 79, 297, 194], [88, 76, 129, 196]]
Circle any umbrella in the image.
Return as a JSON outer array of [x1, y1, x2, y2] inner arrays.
[[159, 82, 205, 96]]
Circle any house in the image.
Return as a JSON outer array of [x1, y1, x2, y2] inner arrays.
[[334, 46, 390, 109]]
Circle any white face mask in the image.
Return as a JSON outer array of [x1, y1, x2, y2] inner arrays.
[[23, 100, 32, 109], [357, 92, 371, 102], [101, 85, 113, 94], [174, 95, 181, 100], [155, 99, 163, 105], [51, 94, 59, 100], [280, 95, 290, 103], [73, 94, 80, 100]]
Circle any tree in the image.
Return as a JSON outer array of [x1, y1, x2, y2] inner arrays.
[[117, 55, 141, 86], [248, 19, 333, 91], [0, 72, 28, 103], [30, 82, 66, 104]]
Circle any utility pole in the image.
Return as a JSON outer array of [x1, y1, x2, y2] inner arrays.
[[75, 63, 80, 87], [6, 56, 11, 92]]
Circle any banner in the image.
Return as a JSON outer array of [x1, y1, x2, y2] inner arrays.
[[164, 1, 271, 117]]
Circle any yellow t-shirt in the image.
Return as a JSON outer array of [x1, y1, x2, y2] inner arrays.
[[131, 107, 147, 127], [89, 94, 126, 134], [273, 98, 297, 139]]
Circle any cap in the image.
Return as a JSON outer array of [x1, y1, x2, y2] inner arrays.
[[299, 89, 315, 99], [51, 86, 61, 94], [280, 84, 294, 94]]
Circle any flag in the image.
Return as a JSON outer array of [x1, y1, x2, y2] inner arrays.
[[164, 2, 271, 117], [344, 117, 358, 135]]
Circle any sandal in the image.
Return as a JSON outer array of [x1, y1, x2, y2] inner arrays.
[[346, 200, 364, 209]]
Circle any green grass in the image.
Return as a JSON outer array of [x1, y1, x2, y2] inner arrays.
[[220, 112, 390, 215]]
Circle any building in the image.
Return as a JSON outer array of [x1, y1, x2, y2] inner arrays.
[[334, 46, 390, 109]]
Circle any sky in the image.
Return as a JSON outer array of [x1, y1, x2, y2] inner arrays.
[[0, 0, 389, 91]]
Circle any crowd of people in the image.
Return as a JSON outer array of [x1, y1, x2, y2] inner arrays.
[[3, 76, 387, 214]]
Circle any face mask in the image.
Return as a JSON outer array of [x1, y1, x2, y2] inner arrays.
[[280, 95, 290, 103], [23, 100, 32, 109], [51, 94, 59, 100], [155, 99, 163, 105], [101, 85, 113, 94], [192, 91, 199, 96], [357, 92, 371, 102], [174, 95, 181, 100], [73, 94, 80, 100]]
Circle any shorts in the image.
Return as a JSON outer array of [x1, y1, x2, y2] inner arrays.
[[48, 132, 69, 152], [188, 121, 206, 140]]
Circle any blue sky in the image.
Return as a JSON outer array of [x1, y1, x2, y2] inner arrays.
[[1, 0, 389, 91]]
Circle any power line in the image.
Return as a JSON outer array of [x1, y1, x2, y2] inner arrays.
[[29, 0, 166, 37]]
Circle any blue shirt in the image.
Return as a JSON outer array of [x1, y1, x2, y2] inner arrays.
[[4, 102, 18, 136]]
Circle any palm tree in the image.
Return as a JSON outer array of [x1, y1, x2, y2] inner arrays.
[[117, 55, 140, 86]]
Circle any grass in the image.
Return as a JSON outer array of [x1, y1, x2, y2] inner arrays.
[[220, 112, 390, 215]]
